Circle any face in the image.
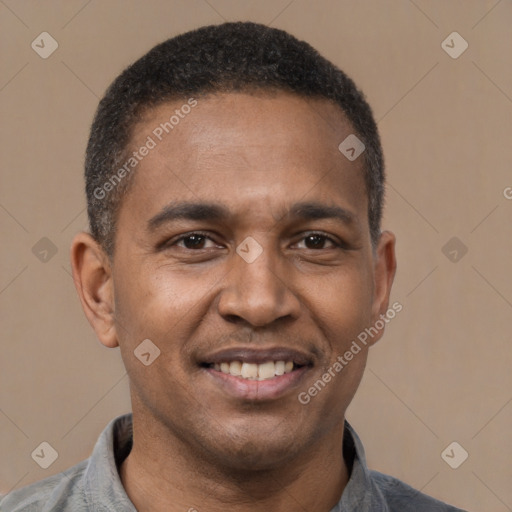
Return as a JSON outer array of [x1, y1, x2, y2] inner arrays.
[[79, 92, 395, 471]]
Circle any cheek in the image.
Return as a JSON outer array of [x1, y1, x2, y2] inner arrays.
[[113, 259, 223, 347], [298, 262, 374, 346]]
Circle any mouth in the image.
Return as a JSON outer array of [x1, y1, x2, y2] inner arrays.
[[206, 360, 298, 380], [199, 347, 313, 400]]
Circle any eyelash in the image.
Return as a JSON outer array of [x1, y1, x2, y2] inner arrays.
[[166, 231, 343, 250], [171, 231, 220, 249]]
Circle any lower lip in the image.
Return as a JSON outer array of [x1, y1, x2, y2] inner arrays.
[[203, 366, 310, 401]]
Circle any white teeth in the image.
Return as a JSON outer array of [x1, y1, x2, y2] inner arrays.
[[212, 360, 296, 380], [258, 361, 276, 380], [241, 362, 258, 379], [229, 360, 242, 376]]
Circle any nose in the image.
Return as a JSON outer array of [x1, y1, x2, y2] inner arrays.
[[217, 246, 301, 327]]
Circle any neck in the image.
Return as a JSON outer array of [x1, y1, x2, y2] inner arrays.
[[120, 414, 349, 512]]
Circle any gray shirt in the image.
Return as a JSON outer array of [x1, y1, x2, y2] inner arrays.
[[1, 413, 467, 511]]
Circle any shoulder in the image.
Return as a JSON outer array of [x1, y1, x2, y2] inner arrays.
[[369, 470, 468, 511], [0, 460, 88, 512]]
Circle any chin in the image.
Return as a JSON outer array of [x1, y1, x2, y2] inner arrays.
[[200, 423, 307, 472]]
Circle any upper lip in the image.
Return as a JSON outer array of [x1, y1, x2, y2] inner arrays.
[[200, 347, 314, 367]]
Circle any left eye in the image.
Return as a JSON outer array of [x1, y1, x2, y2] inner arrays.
[[176, 234, 218, 249], [296, 234, 338, 250]]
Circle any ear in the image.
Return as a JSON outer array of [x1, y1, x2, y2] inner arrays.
[[70, 232, 118, 348], [369, 230, 397, 345]]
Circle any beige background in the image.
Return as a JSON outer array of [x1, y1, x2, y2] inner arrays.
[[1, 1, 511, 510]]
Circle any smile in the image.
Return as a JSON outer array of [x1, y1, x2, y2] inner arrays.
[[210, 360, 296, 380], [199, 347, 313, 400]]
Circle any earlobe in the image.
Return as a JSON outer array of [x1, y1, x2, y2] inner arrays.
[[370, 231, 397, 342], [70, 232, 119, 348]]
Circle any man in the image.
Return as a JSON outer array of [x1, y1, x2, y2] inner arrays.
[[1, 22, 467, 511]]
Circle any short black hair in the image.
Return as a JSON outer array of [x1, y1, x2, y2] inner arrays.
[[85, 21, 384, 257]]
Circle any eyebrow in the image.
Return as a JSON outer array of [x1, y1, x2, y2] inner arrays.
[[147, 200, 356, 231], [287, 201, 355, 225], [147, 202, 230, 231]]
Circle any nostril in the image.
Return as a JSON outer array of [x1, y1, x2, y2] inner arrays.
[[223, 314, 245, 324]]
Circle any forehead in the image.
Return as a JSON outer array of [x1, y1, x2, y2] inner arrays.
[[120, 92, 368, 229], [135, 91, 353, 161]]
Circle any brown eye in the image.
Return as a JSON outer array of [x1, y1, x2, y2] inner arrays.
[[161, 231, 224, 253], [305, 235, 325, 249], [299, 234, 336, 250], [180, 234, 207, 249]]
